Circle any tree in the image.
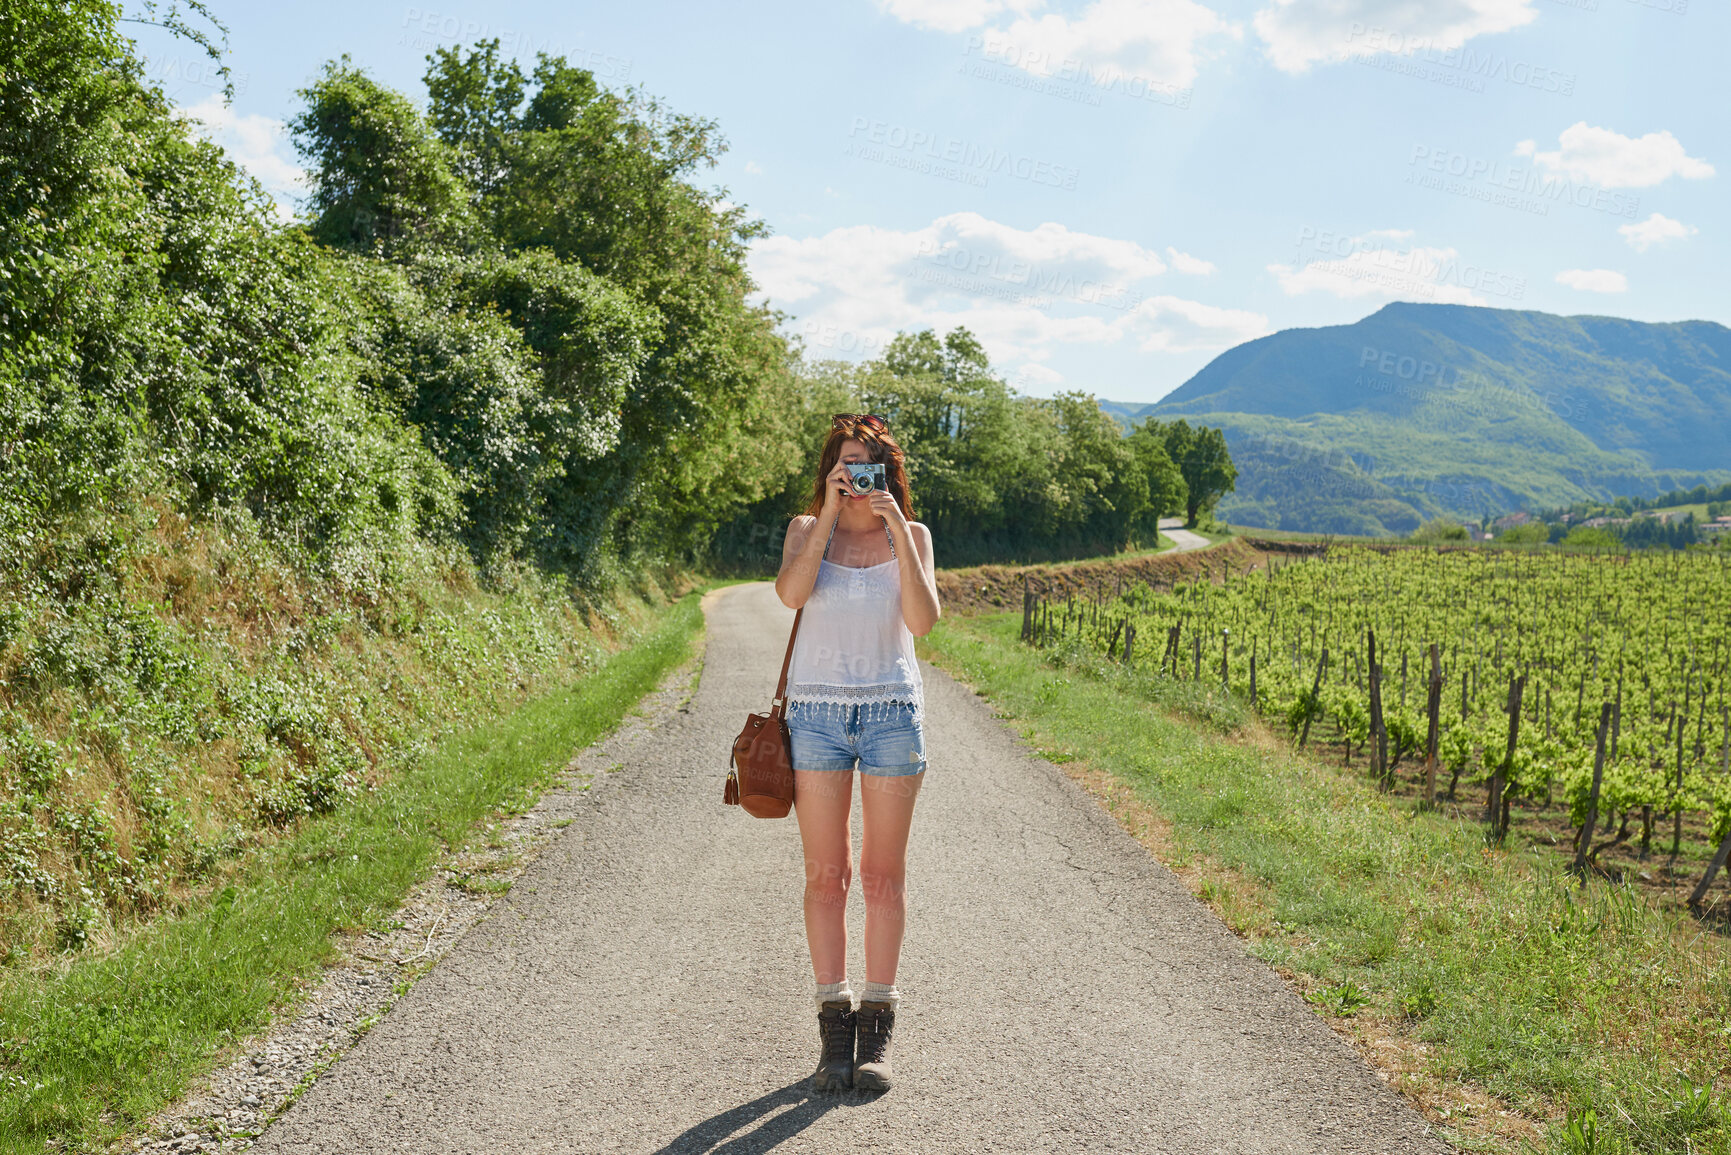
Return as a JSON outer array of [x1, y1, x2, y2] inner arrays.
[[1124, 422, 1186, 537], [291, 58, 476, 252], [435, 51, 799, 569], [1155, 419, 1236, 527], [423, 39, 525, 206]]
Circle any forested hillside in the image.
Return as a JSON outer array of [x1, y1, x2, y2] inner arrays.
[[0, 2, 1202, 962], [1111, 303, 1731, 535]]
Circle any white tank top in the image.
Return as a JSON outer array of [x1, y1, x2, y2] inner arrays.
[[784, 518, 924, 725]]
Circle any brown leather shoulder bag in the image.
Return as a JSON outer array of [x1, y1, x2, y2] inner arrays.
[[723, 606, 802, 818]]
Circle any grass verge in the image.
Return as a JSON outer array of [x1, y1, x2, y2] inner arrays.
[[918, 610, 1731, 1155], [0, 591, 705, 1154]]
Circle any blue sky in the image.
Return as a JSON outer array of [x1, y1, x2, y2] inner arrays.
[[132, 0, 1725, 405]]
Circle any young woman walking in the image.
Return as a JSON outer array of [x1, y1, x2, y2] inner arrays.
[[773, 414, 940, 1093]]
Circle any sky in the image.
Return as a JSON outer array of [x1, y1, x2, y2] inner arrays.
[[129, 0, 1726, 405]]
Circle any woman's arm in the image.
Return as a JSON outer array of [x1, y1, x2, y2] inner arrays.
[[897, 522, 941, 636], [867, 490, 940, 635], [777, 462, 852, 609], [775, 512, 834, 609]]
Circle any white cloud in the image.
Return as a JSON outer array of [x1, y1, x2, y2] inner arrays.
[[1165, 246, 1216, 274], [749, 212, 1264, 377], [1252, 0, 1537, 74], [1009, 361, 1067, 388], [1267, 232, 1516, 305], [1127, 295, 1267, 351], [178, 95, 305, 220], [884, 0, 1238, 90], [878, 0, 1038, 34], [744, 160, 763, 174], [1515, 123, 1714, 189], [992, 0, 1240, 88], [1555, 268, 1627, 293], [1619, 212, 1696, 253]]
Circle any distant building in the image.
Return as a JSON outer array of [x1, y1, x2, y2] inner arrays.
[[1492, 511, 1532, 531]]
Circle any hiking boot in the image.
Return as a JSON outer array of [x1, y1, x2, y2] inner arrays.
[[853, 1001, 896, 1092], [812, 1000, 856, 1092]]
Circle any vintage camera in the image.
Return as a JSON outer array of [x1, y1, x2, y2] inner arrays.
[[845, 462, 886, 495]]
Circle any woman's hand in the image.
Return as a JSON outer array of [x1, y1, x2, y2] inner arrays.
[[821, 462, 853, 515], [867, 487, 907, 533]]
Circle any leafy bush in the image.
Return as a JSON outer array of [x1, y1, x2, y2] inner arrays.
[[1411, 518, 1470, 542], [1498, 523, 1549, 544]]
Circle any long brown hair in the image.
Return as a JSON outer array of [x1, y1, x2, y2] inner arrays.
[[804, 419, 915, 521]]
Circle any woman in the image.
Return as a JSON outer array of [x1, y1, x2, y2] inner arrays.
[[773, 413, 941, 1094]]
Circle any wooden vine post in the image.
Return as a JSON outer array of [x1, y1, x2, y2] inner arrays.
[[1688, 824, 1731, 909], [1488, 673, 1526, 843], [1686, 705, 1731, 908], [1423, 643, 1442, 808], [1572, 702, 1613, 875], [1367, 629, 1388, 787], [1298, 648, 1328, 750]]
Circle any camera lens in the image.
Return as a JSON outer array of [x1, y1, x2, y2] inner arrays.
[[850, 473, 872, 494]]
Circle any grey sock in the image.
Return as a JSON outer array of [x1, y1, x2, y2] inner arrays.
[[857, 980, 900, 1008], [815, 979, 853, 1010]]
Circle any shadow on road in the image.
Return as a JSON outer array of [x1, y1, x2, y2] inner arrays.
[[652, 1078, 875, 1153]]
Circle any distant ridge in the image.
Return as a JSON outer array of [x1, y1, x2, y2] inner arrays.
[[1103, 303, 1731, 535]]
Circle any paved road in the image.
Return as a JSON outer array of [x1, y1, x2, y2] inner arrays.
[[252, 583, 1446, 1154], [1158, 516, 1212, 553]]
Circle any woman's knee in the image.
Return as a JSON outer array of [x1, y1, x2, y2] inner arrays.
[[857, 860, 906, 907], [804, 857, 852, 908]]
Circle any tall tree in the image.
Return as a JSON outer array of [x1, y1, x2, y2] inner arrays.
[[422, 40, 525, 207], [291, 57, 476, 252], [1156, 419, 1237, 527]]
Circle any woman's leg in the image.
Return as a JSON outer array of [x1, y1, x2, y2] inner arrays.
[[793, 769, 854, 984], [858, 770, 924, 984]]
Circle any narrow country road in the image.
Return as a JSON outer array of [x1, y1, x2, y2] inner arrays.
[[1158, 516, 1211, 553], [251, 583, 1446, 1154]]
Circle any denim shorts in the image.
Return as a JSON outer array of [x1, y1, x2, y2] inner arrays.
[[785, 700, 927, 777]]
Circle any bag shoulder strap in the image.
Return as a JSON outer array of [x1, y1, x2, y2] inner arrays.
[[772, 606, 802, 715]]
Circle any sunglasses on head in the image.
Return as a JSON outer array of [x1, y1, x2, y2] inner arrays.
[[832, 413, 887, 432]]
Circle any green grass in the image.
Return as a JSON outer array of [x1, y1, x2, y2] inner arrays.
[[919, 612, 1731, 1155], [0, 591, 704, 1154]]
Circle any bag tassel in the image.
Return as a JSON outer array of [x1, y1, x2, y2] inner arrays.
[[723, 764, 740, 807]]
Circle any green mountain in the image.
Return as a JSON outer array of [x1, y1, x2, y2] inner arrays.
[[1111, 303, 1731, 536]]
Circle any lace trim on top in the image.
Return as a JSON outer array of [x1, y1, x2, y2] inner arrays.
[[784, 689, 924, 727], [784, 681, 922, 707]]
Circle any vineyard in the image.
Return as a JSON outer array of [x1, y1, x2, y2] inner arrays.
[[1021, 545, 1731, 905]]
